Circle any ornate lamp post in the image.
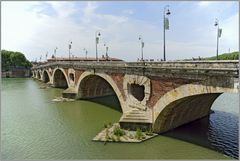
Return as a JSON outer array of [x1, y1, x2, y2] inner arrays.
[[138, 35, 144, 61], [83, 48, 88, 59], [104, 43, 109, 60], [214, 19, 222, 60], [54, 47, 58, 62], [45, 51, 48, 62], [69, 41, 72, 59], [163, 5, 171, 61], [95, 30, 101, 61]]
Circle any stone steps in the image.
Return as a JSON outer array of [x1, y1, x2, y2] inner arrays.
[[122, 117, 149, 121], [119, 109, 152, 131]]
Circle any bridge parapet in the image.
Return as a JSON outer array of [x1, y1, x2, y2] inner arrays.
[[32, 60, 239, 78], [32, 60, 239, 68]]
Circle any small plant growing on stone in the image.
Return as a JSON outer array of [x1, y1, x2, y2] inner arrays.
[[135, 128, 144, 140], [146, 129, 154, 136], [113, 126, 125, 137], [104, 123, 108, 128], [108, 122, 112, 127]]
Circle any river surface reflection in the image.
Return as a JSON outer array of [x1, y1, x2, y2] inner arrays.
[[1, 78, 239, 159]]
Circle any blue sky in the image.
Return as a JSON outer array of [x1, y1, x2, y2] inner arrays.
[[1, 1, 239, 61]]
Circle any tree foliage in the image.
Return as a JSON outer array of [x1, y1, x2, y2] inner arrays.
[[207, 51, 239, 60], [1, 50, 32, 71]]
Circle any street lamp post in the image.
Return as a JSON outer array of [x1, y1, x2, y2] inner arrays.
[[104, 43, 109, 60], [214, 19, 222, 60], [40, 55, 42, 62], [163, 5, 171, 61], [95, 31, 101, 61], [54, 47, 58, 62], [69, 41, 72, 60], [46, 51, 48, 62], [83, 48, 88, 59], [138, 35, 144, 61]]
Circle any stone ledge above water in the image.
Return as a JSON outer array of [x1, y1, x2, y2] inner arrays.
[[92, 123, 158, 143]]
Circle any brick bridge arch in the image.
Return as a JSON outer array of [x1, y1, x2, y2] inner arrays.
[[52, 68, 69, 89], [42, 70, 51, 83], [36, 70, 41, 80], [76, 71, 127, 113], [152, 84, 236, 133]]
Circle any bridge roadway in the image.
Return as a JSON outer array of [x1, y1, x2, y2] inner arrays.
[[32, 60, 239, 133]]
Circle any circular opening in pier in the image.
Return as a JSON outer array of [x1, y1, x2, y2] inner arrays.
[[69, 73, 74, 82], [129, 83, 145, 101]]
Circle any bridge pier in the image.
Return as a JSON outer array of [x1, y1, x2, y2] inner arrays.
[[62, 87, 78, 99]]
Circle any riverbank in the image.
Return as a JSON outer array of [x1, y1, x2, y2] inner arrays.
[[2, 68, 31, 78]]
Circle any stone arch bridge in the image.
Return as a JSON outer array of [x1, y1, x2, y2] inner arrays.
[[32, 61, 239, 133]]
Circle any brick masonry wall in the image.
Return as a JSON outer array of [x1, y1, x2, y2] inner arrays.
[[147, 76, 200, 108], [64, 68, 68, 77], [108, 73, 126, 101], [75, 70, 85, 85]]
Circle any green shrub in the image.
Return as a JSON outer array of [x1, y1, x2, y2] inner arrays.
[[113, 126, 125, 137], [206, 51, 239, 60], [135, 128, 144, 140]]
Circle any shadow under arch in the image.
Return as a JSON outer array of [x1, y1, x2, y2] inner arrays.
[[76, 72, 125, 113], [52, 68, 69, 89], [42, 70, 50, 83], [153, 84, 235, 133], [154, 93, 222, 133], [36, 71, 41, 79]]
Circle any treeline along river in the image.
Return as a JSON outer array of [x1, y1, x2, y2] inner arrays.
[[1, 78, 239, 159]]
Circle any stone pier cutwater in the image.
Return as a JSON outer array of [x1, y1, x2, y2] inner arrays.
[[32, 60, 239, 133]]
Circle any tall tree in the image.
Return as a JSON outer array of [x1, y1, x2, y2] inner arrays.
[[1, 50, 32, 71]]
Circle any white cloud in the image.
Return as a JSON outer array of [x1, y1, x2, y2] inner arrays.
[[83, 2, 98, 16], [198, 1, 213, 7]]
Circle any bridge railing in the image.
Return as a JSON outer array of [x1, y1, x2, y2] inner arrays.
[[127, 60, 239, 69], [31, 60, 239, 78], [32, 60, 239, 69]]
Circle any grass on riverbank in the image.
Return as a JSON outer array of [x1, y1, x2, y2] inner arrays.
[[206, 51, 239, 60]]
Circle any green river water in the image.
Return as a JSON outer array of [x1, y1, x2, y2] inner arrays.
[[1, 78, 239, 159]]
